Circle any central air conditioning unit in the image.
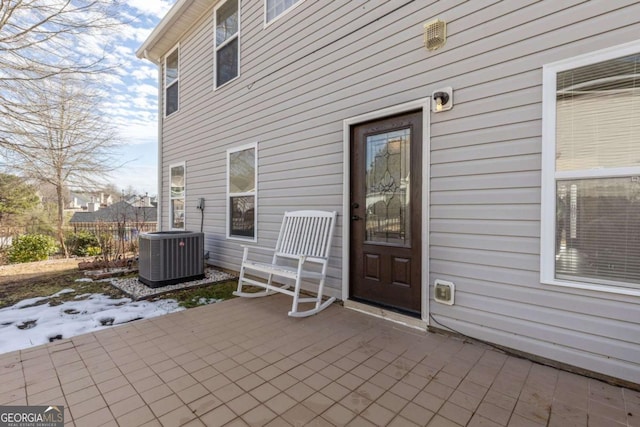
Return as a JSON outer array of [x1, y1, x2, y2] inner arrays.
[[138, 231, 205, 288]]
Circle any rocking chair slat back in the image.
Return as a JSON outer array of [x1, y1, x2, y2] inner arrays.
[[276, 211, 335, 259]]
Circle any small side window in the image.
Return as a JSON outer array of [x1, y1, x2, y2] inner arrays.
[[227, 143, 257, 240], [170, 163, 185, 229], [164, 47, 179, 116]]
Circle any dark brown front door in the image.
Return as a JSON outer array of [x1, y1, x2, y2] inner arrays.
[[349, 110, 422, 315]]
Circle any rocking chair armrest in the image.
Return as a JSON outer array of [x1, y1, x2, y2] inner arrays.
[[241, 245, 275, 253], [283, 254, 328, 265]]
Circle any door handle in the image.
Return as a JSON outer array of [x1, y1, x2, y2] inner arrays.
[[351, 215, 361, 221]]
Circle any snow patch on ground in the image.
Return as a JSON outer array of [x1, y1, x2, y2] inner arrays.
[[12, 296, 48, 309], [197, 297, 220, 305], [51, 288, 75, 297], [0, 291, 184, 354]]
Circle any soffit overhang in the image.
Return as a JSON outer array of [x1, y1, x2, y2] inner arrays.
[[136, 0, 213, 63]]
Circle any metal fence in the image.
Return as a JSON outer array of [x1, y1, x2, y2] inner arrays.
[[70, 222, 158, 255]]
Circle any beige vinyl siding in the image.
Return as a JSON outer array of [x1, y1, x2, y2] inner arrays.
[[156, 0, 640, 383], [426, 2, 640, 383]]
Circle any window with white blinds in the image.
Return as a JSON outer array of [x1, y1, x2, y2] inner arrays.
[[541, 42, 640, 294]]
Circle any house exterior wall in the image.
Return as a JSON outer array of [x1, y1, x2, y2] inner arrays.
[[153, 1, 640, 384]]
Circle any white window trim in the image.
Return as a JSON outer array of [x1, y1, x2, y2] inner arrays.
[[169, 162, 186, 230], [213, 0, 241, 90], [226, 142, 258, 242], [264, 0, 304, 28], [540, 39, 640, 297], [164, 44, 180, 118]]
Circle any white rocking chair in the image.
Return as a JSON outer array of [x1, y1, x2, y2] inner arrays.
[[233, 210, 337, 317]]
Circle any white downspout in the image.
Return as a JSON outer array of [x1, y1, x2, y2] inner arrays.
[[144, 48, 163, 232], [156, 62, 163, 231]]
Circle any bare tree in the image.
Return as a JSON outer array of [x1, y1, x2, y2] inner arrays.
[[1, 76, 122, 256], [0, 0, 122, 147]]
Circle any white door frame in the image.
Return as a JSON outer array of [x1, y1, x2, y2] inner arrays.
[[342, 98, 431, 325]]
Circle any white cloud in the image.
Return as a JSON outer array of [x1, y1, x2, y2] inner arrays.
[[111, 163, 159, 195], [126, 0, 174, 20], [132, 66, 157, 81], [114, 44, 135, 58], [134, 83, 160, 97], [116, 120, 158, 145], [127, 25, 157, 44], [100, 73, 125, 86]]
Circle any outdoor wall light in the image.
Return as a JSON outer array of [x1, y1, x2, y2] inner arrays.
[[432, 87, 453, 112]]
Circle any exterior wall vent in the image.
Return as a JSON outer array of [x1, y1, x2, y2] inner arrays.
[[424, 19, 447, 51], [434, 279, 455, 305], [139, 231, 205, 288]]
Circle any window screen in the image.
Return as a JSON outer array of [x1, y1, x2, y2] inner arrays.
[[553, 53, 640, 287]]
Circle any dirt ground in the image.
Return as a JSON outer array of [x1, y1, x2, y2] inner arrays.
[[0, 258, 84, 286]]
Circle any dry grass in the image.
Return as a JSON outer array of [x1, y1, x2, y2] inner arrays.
[[0, 258, 241, 310], [0, 258, 84, 285], [0, 259, 127, 309]]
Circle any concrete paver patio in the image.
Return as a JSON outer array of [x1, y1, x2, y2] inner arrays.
[[0, 294, 638, 426]]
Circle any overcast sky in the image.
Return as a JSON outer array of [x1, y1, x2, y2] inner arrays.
[[105, 1, 175, 196]]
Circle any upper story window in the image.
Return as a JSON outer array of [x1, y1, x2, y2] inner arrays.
[[541, 41, 640, 295], [170, 163, 185, 229], [164, 46, 179, 116], [215, 0, 239, 88], [265, 0, 301, 25], [227, 143, 257, 240]]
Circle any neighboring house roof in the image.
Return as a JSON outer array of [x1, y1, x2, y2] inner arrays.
[[136, 0, 211, 63], [69, 201, 157, 224]]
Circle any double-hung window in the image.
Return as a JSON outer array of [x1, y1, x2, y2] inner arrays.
[[170, 163, 185, 229], [227, 143, 257, 240], [165, 46, 179, 116], [215, 0, 239, 88], [265, 0, 302, 25], [541, 41, 640, 295]]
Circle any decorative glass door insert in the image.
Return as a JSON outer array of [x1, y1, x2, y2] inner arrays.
[[365, 129, 411, 247]]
